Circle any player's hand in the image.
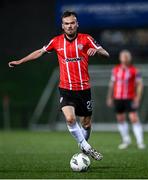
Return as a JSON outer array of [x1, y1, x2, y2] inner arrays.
[[107, 97, 113, 107], [8, 60, 22, 68], [132, 97, 140, 108], [87, 48, 97, 56]]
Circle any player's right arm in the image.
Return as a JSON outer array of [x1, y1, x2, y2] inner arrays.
[[8, 38, 55, 67], [8, 48, 45, 67]]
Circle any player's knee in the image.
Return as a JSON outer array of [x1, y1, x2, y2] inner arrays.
[[66, 115, 76, 125], [116, 114, 125, 123], [117, 119, 125, 123], [81, 120, 91, 129], [129, 113, 139, 123], [82, 124, 91, 129]]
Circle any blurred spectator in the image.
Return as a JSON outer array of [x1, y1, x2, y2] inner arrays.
[[101, 29, 148, 47], [136, 30, 148, 46], [101, 30, 125, 45]]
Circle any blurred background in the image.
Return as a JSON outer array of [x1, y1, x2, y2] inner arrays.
[[1, 0, 148, 130]]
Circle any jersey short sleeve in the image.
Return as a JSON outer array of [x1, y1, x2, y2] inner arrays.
[[86, 35, 102, 49], [43, 38, 55, 53]]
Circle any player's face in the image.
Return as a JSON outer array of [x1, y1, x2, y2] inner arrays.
[[62, 15, 78, 37], [119, 52, 132, 65]]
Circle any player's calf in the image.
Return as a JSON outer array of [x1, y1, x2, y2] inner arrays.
[[80, 116, 92, 141], [129, 112, 145, 145]]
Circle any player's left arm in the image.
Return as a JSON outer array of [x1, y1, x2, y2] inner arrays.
[[87, 47, 109, 58], [96, 47, 110, 58], [87, 35, 109, 58], [134, 70, 144, 105]]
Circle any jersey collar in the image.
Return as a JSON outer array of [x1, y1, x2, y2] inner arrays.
[[120, 64, 132, 69], [64, 33, 78, 42]]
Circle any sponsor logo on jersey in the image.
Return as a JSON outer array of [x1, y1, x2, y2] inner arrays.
[[65, 57, 82, 62]]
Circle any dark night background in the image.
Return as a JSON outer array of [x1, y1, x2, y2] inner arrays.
[[0, 1, 57, 128]]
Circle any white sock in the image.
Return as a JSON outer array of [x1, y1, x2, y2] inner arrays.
[[118, 121, 131, 143], [67, 122, 91, 151], [81, 126, 91, 141], [132, 121, 144, 145]]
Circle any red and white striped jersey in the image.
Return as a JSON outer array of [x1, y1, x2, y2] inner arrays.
[[111, 64, 142, 99], [43, 33, 101, 90]]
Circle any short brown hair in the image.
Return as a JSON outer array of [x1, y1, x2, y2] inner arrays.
[[62, 11, 78, 20]]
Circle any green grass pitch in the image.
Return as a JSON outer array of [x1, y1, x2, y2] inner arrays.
[[0, 131, 148, 179]]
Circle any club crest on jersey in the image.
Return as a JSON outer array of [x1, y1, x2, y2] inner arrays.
[[78, 44, 83, 50]]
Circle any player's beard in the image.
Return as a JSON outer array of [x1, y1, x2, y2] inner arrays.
[[65, 28, 77, 39], [67, 32, 77, 38], [65, 32, 77, 41]]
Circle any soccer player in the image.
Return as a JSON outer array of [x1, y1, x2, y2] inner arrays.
[[107, 50, 145, 149], [8, 11, 109, 160]]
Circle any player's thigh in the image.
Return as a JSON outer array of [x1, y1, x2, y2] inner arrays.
[[75, 90, 93, 117], [126, 100, 139, 123], [128, 112, 139, 123], [79, 116, 92, 128], [114, 100, 125, 113], [116, 113, 126, 122], [62, 106, 76, 124]]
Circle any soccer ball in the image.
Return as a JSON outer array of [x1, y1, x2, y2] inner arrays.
[[70, 153, 91, 172]]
